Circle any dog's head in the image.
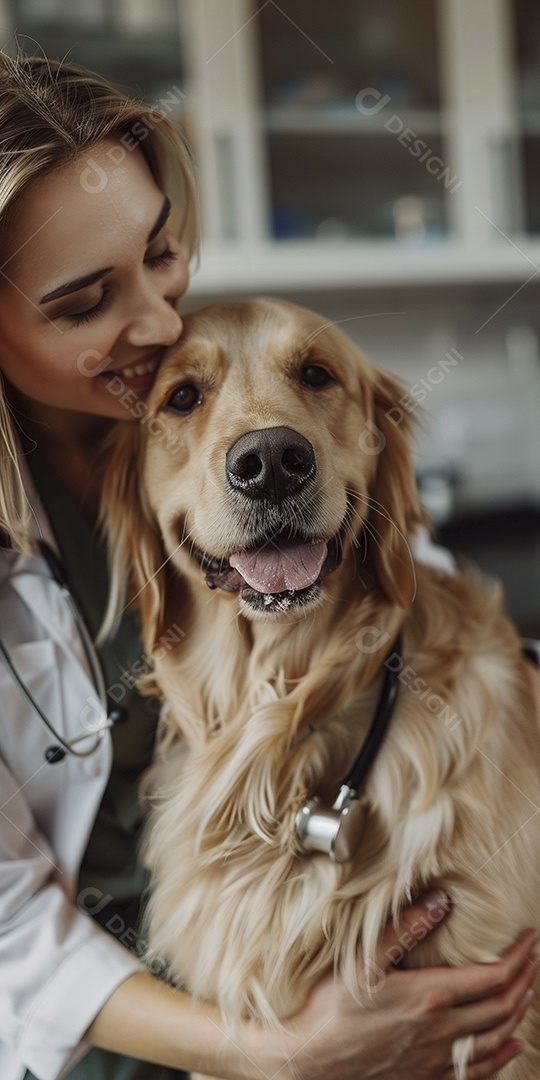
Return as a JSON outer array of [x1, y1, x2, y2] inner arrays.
[[102, 298, 424, 647]]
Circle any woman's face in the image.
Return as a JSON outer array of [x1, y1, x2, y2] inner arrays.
[[0, 139, 189, 421]]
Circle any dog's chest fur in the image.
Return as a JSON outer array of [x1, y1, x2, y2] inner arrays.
[[139, 567, 540, 1080]]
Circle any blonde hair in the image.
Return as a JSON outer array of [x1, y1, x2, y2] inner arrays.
[[0, 48, 199, 552]]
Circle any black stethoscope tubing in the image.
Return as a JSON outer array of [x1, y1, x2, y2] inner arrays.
[[343, 633, 401, 793], [0, 540, 126, 762]]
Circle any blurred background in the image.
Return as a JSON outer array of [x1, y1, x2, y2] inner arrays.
[[2, 0, 540, 634]]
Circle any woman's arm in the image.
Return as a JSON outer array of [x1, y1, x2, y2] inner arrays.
[[86, 891, 538, 1080], [0, 753, 145, 1080]]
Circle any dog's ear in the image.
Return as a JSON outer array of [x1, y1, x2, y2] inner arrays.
[[363, 368, 425, 609], [98, 423, 167, 652]]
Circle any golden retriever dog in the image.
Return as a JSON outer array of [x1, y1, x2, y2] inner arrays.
[[102, 298, 540, 1079]]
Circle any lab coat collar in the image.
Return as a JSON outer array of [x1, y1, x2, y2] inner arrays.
[[1, 453, 106, 699]]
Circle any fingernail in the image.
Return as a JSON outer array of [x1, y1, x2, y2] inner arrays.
[[522, 988, 534, 1006], [423, 889, 452, 916], [508, 1040, 524, 1059]]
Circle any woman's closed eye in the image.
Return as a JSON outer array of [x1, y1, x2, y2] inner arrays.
[[66, 289, 113, 327], [145, 247, 178, 270], [61, 247, 179, 327]]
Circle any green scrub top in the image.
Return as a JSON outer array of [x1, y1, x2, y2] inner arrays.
[[23, 444, 187, 1080]]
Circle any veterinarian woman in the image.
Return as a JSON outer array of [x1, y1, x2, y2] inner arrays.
[[0, 49, 537, 1080]]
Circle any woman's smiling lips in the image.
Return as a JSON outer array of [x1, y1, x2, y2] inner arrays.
[[99, 349, 164, 391]]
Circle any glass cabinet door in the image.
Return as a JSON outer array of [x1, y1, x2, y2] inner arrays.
[[0, 0, 185, 105], [513, 0, 540, 233], [256, 0, 451, 242]]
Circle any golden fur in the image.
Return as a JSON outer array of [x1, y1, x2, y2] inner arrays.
[[102, 298, 540, 1079]]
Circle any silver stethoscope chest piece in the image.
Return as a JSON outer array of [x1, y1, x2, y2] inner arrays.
[[296, 786, 367, 864], [295, 635, 401, 863]]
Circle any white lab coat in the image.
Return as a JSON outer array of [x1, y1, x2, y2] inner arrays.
[[0, 466, 143, 1080]]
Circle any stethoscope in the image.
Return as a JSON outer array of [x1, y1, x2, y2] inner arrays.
[[0, 533, 399, 857], [295, 635, 401, 863], [4, 534, 538, 860], [297, 635, 539, 862], [0, 540, 127, 763]]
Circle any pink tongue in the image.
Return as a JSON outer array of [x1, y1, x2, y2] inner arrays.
[[229, 539, 327, 593]]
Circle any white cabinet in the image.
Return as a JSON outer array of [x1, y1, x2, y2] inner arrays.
[[182, 0, 540, 295], [3, 0, 538, 295]]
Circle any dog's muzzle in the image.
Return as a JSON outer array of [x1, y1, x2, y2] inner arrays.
[[190, 426, 344, 614]]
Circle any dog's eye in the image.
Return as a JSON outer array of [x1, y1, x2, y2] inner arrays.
[[165, 384, 202, 415], [300, 364, 333, 389]]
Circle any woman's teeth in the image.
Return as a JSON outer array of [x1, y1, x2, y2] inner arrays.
[[111, 357, 159, 379]]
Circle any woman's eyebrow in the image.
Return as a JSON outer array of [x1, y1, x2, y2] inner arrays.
[[146, 195, 171, 243], [39, 195, 172, 304], [39, 266, 113, 304]]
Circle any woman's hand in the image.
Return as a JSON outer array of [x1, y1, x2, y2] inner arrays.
[[86, 889, 537, 1080], [263, 891, 538, 1080]]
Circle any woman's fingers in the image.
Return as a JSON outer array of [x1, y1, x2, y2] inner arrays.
[[374, 889, 538, 1006], [447, 929, 539, 1009], [451, 950, 538, 1039], [446, 1038, 524, 1079], [375, 888, 452, 970], [377, 892, 538, 1001], [470, 988, 531, 1065], [440, 987, 532, 1078], [374, 900, 538, 1077]]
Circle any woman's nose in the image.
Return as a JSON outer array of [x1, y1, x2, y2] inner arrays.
[[125, 292, 184, 348], [125, 253, 188, 347]]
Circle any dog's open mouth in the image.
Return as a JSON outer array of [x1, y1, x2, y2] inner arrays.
[[191, 530, 343, 613]]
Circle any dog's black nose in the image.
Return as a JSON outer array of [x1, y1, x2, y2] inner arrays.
[[226, 426, 316, 503]]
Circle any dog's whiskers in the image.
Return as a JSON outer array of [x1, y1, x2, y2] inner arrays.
[[346, 488, 417, 602], [115, 522, 198, 620]]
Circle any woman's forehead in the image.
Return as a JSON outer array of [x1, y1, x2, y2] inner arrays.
[[1, 141, 163, 294]]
